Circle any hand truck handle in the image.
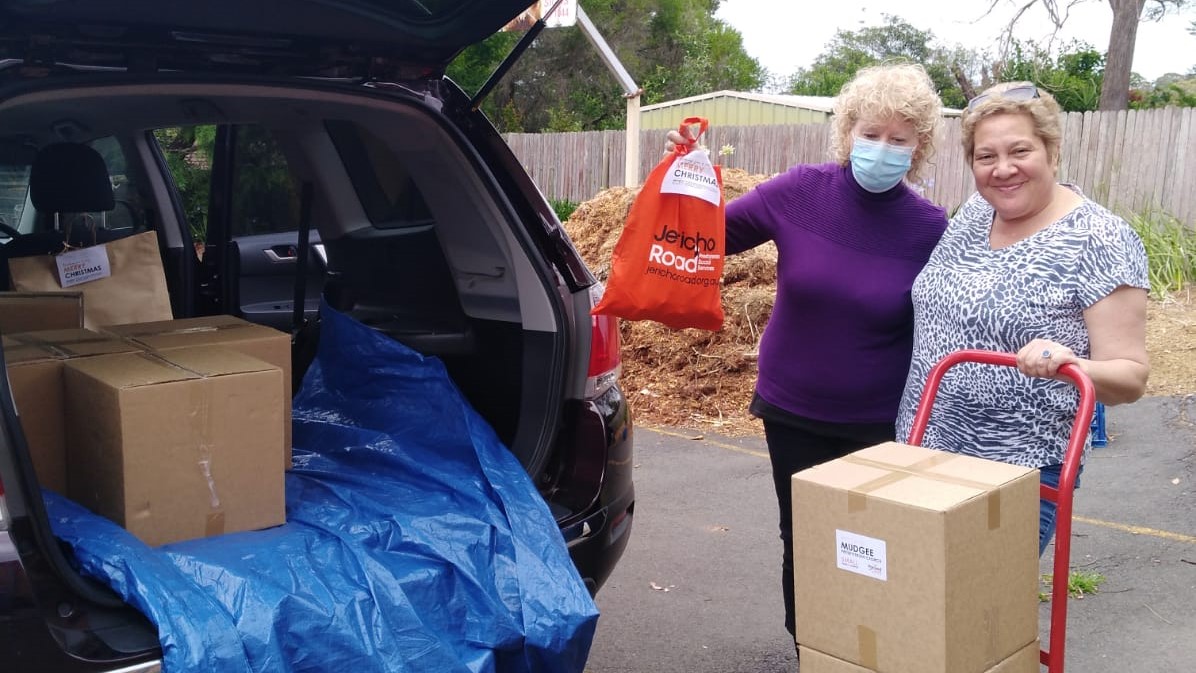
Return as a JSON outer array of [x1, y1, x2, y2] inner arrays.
[[903, 348, 1096, 673], [906, 349, 1096, 476]]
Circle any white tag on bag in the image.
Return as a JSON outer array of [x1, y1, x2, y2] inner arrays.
[[55, 244, 112, 288], [659, 149, 721, 206]]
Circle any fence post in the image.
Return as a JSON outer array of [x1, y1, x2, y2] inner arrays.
[[626, 94, 641, 187]]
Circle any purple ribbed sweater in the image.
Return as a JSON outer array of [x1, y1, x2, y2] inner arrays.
[[727, 163, 946, 424]]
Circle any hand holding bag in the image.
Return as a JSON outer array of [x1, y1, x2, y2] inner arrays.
[[591, 117, 726, 331]]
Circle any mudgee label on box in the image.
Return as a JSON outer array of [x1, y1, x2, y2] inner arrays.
[[836, 529, 888, 581]]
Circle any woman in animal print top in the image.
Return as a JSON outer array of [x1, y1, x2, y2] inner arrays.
[[896, 82, 1150, 554]]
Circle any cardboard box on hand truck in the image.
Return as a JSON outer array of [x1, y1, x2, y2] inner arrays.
[[797, 640, 1041, 673], [63, 346, 286, 547], [102, 315, 293, 470], [791, 442, 1040, 673]]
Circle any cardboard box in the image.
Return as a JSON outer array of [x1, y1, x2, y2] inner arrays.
[[103, 315, 293, 469], [0, 291, 84, 333], [792, 442, 1040, 673], [63, 346, 286, 547], [797, 640, 1040, 673], [4, 339, 67, 493], [3, 330, 140, 493]]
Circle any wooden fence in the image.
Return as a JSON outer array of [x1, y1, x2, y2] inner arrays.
[[504, 107, 1196, 227]]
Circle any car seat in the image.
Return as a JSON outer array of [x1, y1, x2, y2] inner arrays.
[[0, 142, 122, 289]]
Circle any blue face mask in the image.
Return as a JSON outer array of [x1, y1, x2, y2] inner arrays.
[[849, 137, 914, 193]]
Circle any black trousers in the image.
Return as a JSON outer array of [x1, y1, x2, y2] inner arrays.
[[758, 401, 895, 639]]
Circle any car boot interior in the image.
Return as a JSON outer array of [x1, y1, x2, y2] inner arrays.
[[0, 77, 598, 666], [0, 79, 565, 468]]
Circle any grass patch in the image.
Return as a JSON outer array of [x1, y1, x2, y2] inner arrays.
[[1126, 210, 1196, 300], [550, 198, 579, 224], [1040, 570, 1107, 601]]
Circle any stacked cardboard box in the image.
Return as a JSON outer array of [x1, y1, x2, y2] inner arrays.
[[1, 294, 90, 492], [791, 442, 1040, 673], [0, 291, 84, 334], [103, 316, 293, 470], [3, 314, 291, 547], [3, 329, 139, 493], [65, 346, 286, 547]]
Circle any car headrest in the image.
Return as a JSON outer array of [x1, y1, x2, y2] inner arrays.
[[29, 143, 116, 214]]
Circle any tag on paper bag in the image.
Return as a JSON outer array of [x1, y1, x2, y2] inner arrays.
[[55, 245, 112, 288]]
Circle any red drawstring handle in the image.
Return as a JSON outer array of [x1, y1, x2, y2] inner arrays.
[[673, 117, 709, 156]]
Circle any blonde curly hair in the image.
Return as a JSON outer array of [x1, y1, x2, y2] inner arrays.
[[960, 81, 1063, 165], [829, 63, 943, 184]]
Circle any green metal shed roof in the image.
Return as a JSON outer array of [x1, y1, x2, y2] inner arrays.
[[639, 90, 961, 130]]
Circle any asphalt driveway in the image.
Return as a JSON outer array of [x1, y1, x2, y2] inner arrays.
[[585, 395, 1196, 673]]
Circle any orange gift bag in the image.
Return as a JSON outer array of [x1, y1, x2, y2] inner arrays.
[[591, 117, 725, 330]]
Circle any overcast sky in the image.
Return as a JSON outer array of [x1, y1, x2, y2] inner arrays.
[[714, 0, 1196, 84]]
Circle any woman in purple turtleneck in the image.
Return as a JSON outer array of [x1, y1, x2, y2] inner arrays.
[[671, 63, 948, 643]]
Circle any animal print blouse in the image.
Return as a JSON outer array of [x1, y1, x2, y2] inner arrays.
[[895, 187, 1148, 468]]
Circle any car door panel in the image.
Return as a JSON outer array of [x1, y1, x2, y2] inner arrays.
[[232, 232, 324, 330]]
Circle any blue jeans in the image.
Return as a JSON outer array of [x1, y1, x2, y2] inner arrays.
[[1038, 463, 1084, 555]]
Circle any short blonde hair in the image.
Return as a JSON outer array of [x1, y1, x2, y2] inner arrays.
[[961, 81, 1064, 164], [830, 63, 943, 184]]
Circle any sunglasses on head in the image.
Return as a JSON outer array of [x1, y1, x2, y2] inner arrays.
[[966, 85, 1040, 111]]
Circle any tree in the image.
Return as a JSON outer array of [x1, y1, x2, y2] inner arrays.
[[989, 0, 1188, 110], [785, 15, 970, 108], [447, 0, 764, 132], [153, 125, 216, 242], [1000, 40, 1105, 111]]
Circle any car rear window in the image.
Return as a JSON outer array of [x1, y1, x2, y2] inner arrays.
[[325, 120, 433, 229]]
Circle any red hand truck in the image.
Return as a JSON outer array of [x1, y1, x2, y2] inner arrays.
[[905, 349, 1095, 673]]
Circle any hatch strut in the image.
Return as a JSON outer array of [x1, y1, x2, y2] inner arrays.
[[468, 1, 644, 185], [469, 0, 566, 112]]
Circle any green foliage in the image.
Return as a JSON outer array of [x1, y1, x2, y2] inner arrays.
[[1126, 210, 1196, 299], [999, 40, 1104, 112], [448, 0, 765, 133], [1129, 81, 1196, 109], [785, 15, 967, 108], [1040, 570, 1107, 601], [993, 0, 1188, 109], [153, 125, 215, 242], [550, 198, 579, 223], [230, 125, 299, 236]]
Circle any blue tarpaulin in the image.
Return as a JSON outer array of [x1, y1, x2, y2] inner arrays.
[[45, 303, 599, 673]]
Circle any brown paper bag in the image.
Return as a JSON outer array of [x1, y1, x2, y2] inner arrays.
[[8, 230, 173, 329]]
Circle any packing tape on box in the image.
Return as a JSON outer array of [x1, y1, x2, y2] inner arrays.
[[857, 624, 878, 669], [5, 331, 113, 358], [845, 471, 908, 512], [186, 369, 225, 539], [205, 511, 226, 537], [984, 606, 1000, 664], [134, 349, 210, 379], [841, 454, 1003, 530], [119, 321, 254, 339], [2, 341, 54, 363]]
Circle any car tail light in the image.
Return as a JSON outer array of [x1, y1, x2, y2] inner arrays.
[[585, 284, 621, 398]]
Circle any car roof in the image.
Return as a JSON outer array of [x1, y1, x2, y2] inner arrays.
[[0, 0, 533, 76]]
